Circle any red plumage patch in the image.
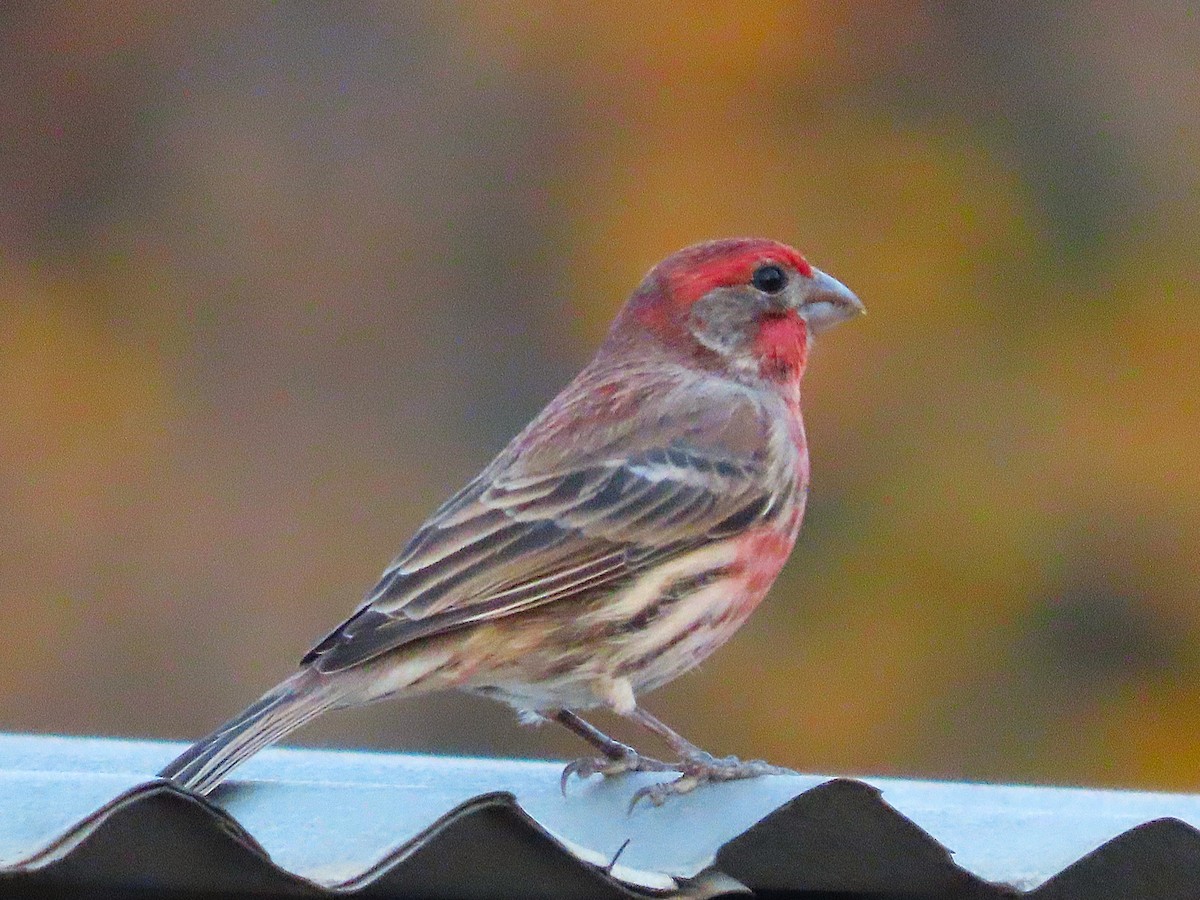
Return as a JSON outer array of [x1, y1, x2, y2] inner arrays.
[[661, 239, 813, 310], [753, 311, 808, 380], [625, 238, 815, 354]]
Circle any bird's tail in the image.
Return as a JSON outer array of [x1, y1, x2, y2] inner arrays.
[[158, 669, 340, 795]]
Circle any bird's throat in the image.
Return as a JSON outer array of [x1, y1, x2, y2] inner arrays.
[[753, 311, 808, 381]]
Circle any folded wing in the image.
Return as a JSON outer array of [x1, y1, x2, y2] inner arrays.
[[304, 372, 794, 673]]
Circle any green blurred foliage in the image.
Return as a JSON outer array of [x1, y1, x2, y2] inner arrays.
[[1, 1, 1197, 790]]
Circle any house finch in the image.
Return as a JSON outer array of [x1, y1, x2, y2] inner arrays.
[[159, 238, 864, 808]]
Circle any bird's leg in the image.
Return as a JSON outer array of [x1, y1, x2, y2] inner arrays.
[[623, 707, 792, 810], [554, 709, 677, 794], [555, 709, 633, 759]]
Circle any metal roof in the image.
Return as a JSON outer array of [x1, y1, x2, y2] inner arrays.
[[1, 732, 1199, 898]]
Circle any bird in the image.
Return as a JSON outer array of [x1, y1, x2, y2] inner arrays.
[[158, 237, 865, 808]]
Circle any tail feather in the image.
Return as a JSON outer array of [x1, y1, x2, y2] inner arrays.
[[159, 670, 338, 795]]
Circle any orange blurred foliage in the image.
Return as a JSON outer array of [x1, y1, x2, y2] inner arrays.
[[1, 1, 1197, 790]]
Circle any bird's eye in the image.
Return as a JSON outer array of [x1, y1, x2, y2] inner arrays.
[[751, 264, 787, 294]]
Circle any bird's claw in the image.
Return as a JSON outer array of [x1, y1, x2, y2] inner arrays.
[[560, 748, 676, 795], [627, 754, 792, 812]]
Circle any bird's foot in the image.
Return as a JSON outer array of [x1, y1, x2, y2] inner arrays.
[[627, 752, 792, 811], [560, 746, 678, 795]]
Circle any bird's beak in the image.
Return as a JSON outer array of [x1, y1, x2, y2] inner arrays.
[[797, 268, 866, 335]]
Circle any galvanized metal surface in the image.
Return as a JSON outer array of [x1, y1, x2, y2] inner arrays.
[[1, 732, 1198, 898]]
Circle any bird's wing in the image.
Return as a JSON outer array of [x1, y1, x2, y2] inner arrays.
[[304, 371, 798, 673]]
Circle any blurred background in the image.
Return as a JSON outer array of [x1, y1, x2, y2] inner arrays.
[[1, 1, 1198, 791]]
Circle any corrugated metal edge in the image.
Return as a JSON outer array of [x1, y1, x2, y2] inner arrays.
[[5, 781, 317, 897], [337, 791, 747, 900], [717, 778, 1014, 898], [3, 746, 1200, 899], [2, 779, 746, 900], [1026, 817, 1200, 900]]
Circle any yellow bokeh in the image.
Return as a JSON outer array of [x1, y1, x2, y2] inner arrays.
[[1, 1, 1197, 791]]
